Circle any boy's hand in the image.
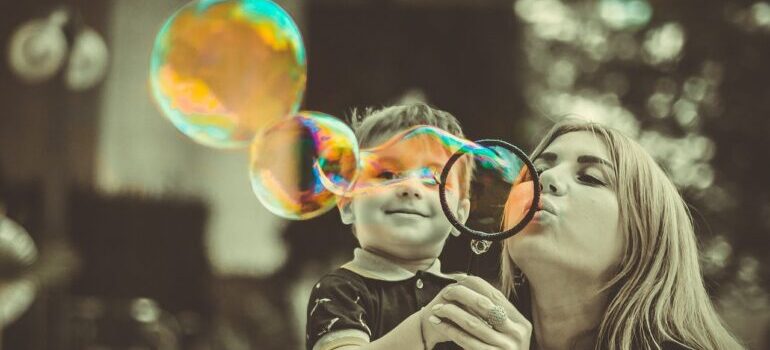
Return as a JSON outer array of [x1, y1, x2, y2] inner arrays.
[[419, 287, 456, 347]]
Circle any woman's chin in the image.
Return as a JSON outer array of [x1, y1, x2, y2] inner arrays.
[[508, 230, 556, 261]]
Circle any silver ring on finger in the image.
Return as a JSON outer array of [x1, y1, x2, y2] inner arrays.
[[485, 304, 507, 329]]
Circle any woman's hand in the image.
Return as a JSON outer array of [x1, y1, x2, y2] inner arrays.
[[426, 276, 532, 349]]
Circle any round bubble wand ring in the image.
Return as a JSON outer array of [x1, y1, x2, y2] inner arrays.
[[438, 139, 541, 274]]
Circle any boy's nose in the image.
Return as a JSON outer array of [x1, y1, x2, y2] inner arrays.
[[396, 183, 422, 199]]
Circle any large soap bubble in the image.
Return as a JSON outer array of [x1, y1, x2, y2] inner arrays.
[[150, 0, 306, 149], [249, 111, 359, 220]]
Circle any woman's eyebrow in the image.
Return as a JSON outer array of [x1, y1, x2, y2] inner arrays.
[[578, 155, 615, 171], [537, 152, 558, 162], [537, 152, 614, 170]]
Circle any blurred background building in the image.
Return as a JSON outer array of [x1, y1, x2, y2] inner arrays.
[[0, 0, 768, 349]]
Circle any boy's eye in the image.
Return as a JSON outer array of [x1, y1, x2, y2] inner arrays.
[[421, 169, 441, 186], [377, 171, 397, 180], [423, 177, 439, 186]]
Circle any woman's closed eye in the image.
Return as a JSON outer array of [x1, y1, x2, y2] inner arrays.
[[535, 165, 606, 186], [578, 173, 605, 186]]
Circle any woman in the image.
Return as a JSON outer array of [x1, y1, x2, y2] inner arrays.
[[422, 119, 744, 349]]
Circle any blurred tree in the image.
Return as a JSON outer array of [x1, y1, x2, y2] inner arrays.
[[512, 0, 769, 345]]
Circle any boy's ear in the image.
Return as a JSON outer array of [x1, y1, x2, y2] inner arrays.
[[450, 198, 471, 237], [337, 198, 355, 225], [457, 198, 471, 224]]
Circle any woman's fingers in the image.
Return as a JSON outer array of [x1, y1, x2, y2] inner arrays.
[[430, 303, 505, 346], [432, 279, 533, 348], [441, 284, 496, 320], [456, 276, 528, 323], [442, 282, 533, 341], [438, 288, 532, 341], [441, 283, 517, 324], [429, 310, 528, 350], [428, 314, 505, 350]]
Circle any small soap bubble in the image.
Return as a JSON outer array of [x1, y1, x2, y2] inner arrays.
[[249, 111, 358, 219], [470, 239, 493, 255]]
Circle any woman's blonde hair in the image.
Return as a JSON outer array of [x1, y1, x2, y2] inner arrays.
[[500, 119, 743, 349]]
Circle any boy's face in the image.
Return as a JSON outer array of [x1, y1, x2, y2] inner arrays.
[[338, 130, 470, 260]]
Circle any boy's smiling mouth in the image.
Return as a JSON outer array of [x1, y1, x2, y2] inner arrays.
[[384, 208, 428, 217]]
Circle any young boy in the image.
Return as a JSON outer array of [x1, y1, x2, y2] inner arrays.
[[306, 103, 471, 350]]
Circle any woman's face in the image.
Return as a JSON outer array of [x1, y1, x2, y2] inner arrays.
[[508, 131, 623, 281]]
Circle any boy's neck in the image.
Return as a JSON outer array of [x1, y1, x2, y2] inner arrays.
[[363, 247, 437, 274]]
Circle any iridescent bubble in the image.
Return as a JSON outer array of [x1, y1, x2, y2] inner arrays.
[[470, 239, 492, 255], [150, 0, 306, 149], [328, 126, 539, 239], [249, 111, 358, 220], [339, 126, 487, 197]]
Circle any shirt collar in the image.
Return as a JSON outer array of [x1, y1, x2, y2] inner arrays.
[[342, 248, 456, 281]]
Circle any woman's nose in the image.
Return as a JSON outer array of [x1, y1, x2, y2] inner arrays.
[[539, 170, 564, 195]]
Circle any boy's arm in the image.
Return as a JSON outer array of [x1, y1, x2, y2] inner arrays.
[[313, 329, 369, 350], [308, 274, 450, 350], [329, 311, 433, 350], [306, 274, 373, 350], [320, 302, 452, 350]]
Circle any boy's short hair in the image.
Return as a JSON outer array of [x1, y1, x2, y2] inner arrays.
[[349, 103, 472, 199]]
